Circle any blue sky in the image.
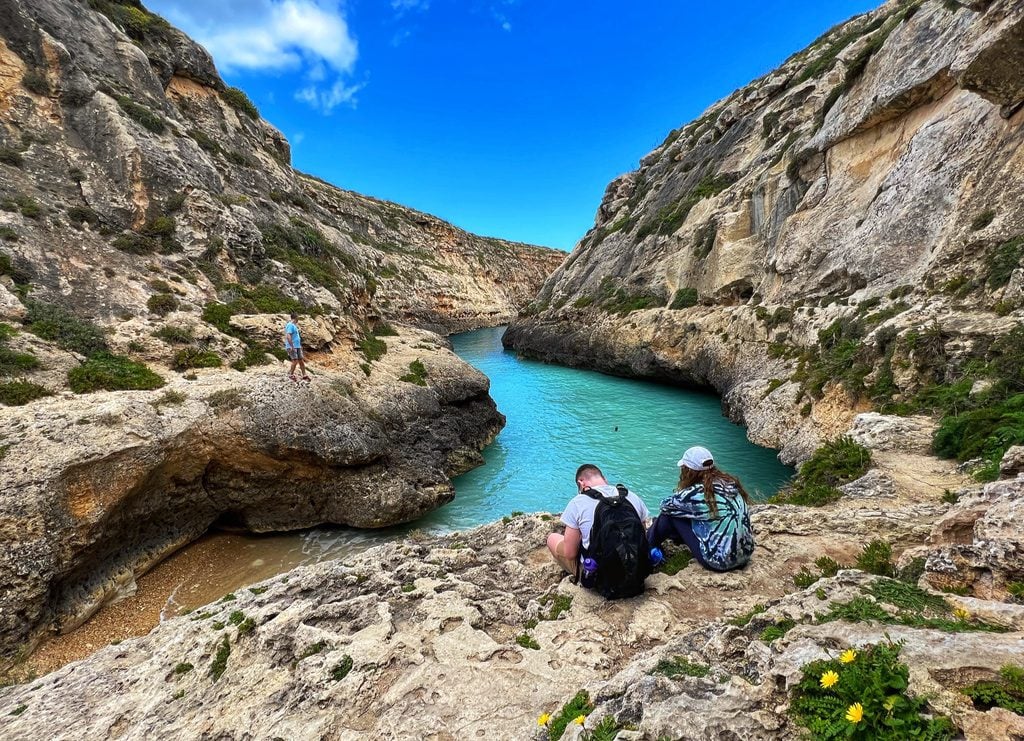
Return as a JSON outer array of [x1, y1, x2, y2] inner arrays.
[[146, 0, 878, 251]]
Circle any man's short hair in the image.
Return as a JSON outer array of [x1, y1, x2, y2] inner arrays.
[[290, 312, 298, 319], [575, 463, 604, 480]]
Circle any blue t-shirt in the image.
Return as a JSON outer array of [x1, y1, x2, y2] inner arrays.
[[284, 321, 301, 349]]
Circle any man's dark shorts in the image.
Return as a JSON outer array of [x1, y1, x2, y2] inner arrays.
[[287, 347, 304, 361]]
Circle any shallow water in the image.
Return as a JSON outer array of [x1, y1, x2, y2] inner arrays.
[[26, 325, 792, 669]]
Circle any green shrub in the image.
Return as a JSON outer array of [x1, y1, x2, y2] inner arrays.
[[515, 633, 540, 650], [25, 301, 109, 356], [651, 656, 709, 678], [760, 619, 797, 643], [790, 641, 954, 740], [173, 348, 222, 371], [153, 325, 194, 344], [963, 664, 1024, 715], [572, 296, 594, 308], [330, 656, 354, 681], [399, 359, 427, 386], [173, 662, 193, 675], [89, 0, 169, 39], [933, 393, 1024, 481], [637, 173, 737, 238], [0, 226, 18, 241], [116, 95, 166, 134], [188, 128, 222, 155], [67, 206, 101, 227], [971, 209, 996, 231], [987, 236, 1024, 289], [153, 389, 186, 407], [113, 232, 158, 254], [538, 594, 573, 621], [209, 636, 230, 681], [855, 539, 894, 577], [771, 437, 871, 506], [221, 87, 259, 119], [728, 603, 766, 627], [357, 333, 387, 363], [22, 69, 50, 95], [0, 379, 51, 405], [147, 293, 178, 316], [2, 193, 41, 218], [201, 302, 234, 334], [0, 148, 24, 167], [670, 288, 699, 310], [546, 690, 593, 741], [68, 353, 165, 393]]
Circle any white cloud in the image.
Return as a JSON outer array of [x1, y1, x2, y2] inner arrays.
[[391, 0, 429, 11], [296, 79, 365, 113], [501, 20, 511, 31], [146, 0, 361, 114]]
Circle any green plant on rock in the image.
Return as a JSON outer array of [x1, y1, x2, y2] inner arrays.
[[209, 636, 230, 681], [67, 206, 101, 227], [790, 640, 954, 740], [760, 619, 797, 643], [855, 540, 894, 577], [173, 348, 222, 371], [0, 380, 51, 406], [330, 655, 354, 681], [515, 633, 540, 650], [539, 593, 573, 621], [68, 353, 165, 393], [650, 656, 709, 679], [986, 236, 1024, 290], [399, 359, 427, 386], [971, 209, 996, 231], [669, 287, 699, 310], [0, 148, 24, 168], [963, 664, 1024, 715], [153, 325, 194, 344], [221, 87, 259, 119], [547, 690, 594, 741], [728, 603, 766, 627], [115, 95, 166, 134], [2, 193, 42, 218], [173, 662, 193, 675], [357, 331, 388, 363], [147, 293, 178, 316], [770, 436, 871, 506]]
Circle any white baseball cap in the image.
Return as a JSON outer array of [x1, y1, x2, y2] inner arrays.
[[677, 446, 714, 471]]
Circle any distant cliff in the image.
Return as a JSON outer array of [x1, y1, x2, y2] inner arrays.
[[507, 0, 1023, 467]]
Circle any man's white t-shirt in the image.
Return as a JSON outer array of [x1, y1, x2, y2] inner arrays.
[[561, 484, 650, 551]]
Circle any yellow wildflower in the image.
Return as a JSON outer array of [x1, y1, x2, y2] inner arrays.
[[954, 608, 970, 621], [846, 702, 864, 724], [573, 714, 586, 726], [840, 649, 857, 664], [537, 713, 550, 727], [820, 670, 840, 689]]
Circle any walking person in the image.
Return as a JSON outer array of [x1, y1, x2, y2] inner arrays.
[[284, 312, 310, 382], [647, 446, 755, 572]]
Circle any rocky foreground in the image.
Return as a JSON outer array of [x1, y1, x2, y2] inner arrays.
[[1, 420, 1022, 740]]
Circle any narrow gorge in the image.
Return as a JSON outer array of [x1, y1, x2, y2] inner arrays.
[[2, 0, 1024, 739]]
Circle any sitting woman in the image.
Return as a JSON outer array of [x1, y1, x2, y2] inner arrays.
[[648, 445, 754, 572]]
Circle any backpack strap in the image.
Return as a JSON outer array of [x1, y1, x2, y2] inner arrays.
[[582, 485, 630, 504]]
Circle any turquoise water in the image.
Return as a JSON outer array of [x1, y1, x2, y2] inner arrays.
[[417, 325, 793, 530]]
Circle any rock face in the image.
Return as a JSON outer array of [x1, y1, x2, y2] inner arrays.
[[2, 468, 1021, 740], [0, 0, 563, 336], [0, 325, 504, 663], [0, 0, 562, 664], [504, 0, 1023, 464]]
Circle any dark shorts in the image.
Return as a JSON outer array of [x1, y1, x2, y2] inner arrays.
[[287, 347, 304, 361]]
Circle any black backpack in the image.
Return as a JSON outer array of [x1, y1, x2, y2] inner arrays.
[[582, 484, 650, 599]]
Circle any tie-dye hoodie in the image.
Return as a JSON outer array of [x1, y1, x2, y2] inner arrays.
[[658, 481, 754, 571]]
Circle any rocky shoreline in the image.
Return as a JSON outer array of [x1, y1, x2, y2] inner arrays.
[[1, 423, 1021, 739]]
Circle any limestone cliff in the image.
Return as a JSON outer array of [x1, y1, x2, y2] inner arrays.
[[0, 0, 562, 663], [505, 0, 1023, 466]]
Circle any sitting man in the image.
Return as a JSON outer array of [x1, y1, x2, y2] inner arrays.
[[547, 464, 651, 595]]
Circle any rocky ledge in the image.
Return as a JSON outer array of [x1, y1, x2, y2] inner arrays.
[[1, 424, 1021, 739], [0, 324, 503, 665]]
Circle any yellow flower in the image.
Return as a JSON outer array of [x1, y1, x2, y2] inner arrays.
[[846, 702, 864, 724], [573, 715, 586, 726], [840, 649, 857, 664], [820, 670, 840, 689], [954, 608, 970, 621], [537, 713, 550, 726]]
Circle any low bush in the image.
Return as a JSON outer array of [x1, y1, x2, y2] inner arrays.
[[2, 193, 41, 218], [357, 332, 388, 363], [153, 325, 194, 344], [67, 206, 101, 227], [116, 95, 166, 134], [771, 437, 871, 506], [173, 348, 222, 371], [24, 301, 108, 356], [651, 656, 709, 678], [0, 379, 51, 405], [113, 232, 158, 254], [221, 87, 259, 119], [68, 353, 165, 393], [545, 690, 593, 741], [986, 236, 1024, 289], [855, 539, 894, 577], [963, 664, 1024, 715], [670, 287, 699, 310], [0, 148, 24, 168], [399, 359, 427, 386], [330, 656, 354, 681], [147, 293, 178, 316]]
